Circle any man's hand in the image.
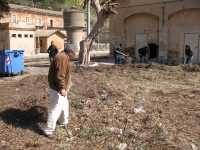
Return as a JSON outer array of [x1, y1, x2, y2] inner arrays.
[[59, 89, 67, 97]]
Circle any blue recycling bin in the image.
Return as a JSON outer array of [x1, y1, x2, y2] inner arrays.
[[0, 50, 24, 76]]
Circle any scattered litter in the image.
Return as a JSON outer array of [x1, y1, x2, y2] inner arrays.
[[1, 141, 6, 146], [86, 100, 90, 103], [119, 129, 123, 134], [108, 127, 121, 133], [191, 143, 198, 150], [66, 137, 74, 141], [89, 62, 98, 67], [116, 101, 122, 106], [86, 140, 91, 143], [101, 97, 109, 101], [158, 123, 162, 127], [118, 143, 127, 150], [134, 123, 141, 129], [15, 88, 19, 91], [101, 93, 107, 97], [134, 106, 146, 114], [74, 128, 80, 131]]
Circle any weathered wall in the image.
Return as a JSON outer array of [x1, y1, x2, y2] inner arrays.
[[9, 30, 35, 54], [168, 8, 200, 64], [110, 0, 200, 64], [0, 10, 64, 29], [37, 37, 47, 53], [124, 13, 159, 59], [0, 30, 10, 50]]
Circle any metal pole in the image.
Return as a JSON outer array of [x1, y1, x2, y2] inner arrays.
[[98, 35, 99, 50], [87, 0, 90, 36], [161, 3, 165, 26], [87, 0, 91, 62], [37, 19, 39, 48]]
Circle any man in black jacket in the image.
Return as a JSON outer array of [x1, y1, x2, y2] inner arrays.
[[47, 41, 58, 62], [114, 44, 123, 64], [138, 46, 148, 63], [185, 45, 193, 65]]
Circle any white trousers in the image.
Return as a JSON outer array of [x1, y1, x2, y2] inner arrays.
[[43, 89, 69, 135]]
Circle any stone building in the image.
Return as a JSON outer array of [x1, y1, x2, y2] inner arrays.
[[0, 4, 66, 54], [109, 0, 200, 64]]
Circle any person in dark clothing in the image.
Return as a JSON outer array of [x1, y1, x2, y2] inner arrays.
[[138, 46, 148, 63], [114, 44, 124, 64], [47, 41, 58, 62], [185, 45, 193, 65]]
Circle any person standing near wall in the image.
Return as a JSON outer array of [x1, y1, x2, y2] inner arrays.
[[43, 44, 77, 140], [138, 46, 148, 63], [185, 45, 193, 66], [47, 41, 58, 62], [114, 44, 124, 65]]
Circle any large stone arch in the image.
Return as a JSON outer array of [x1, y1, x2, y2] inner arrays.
[[124, 13, 159, 60], [168, 8, 200, 64]]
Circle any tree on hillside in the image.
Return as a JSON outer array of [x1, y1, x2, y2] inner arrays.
[[0, 0, 10, 17], [77, 0, 120, 65]]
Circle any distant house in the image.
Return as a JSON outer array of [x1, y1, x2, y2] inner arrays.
[[35, 30, 67, 53], [0, 21, 36, 54], [0, 4, 67, 54]]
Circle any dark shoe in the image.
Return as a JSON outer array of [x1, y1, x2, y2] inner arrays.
[[44, 133, 57, 140]]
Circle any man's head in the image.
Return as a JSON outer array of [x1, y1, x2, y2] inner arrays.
[[64, 44, 78, 59], [185, 45, 190, 50], [51, 41, 54, 45], [119, 43, 123, 47], [144, 46, 148, 50]]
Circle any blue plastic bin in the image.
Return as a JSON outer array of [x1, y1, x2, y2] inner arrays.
[[0, 50, 24, 76]]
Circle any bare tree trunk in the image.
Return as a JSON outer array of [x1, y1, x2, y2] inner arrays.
[[79, 13, 108, 65], [78, 0, 119, 65]]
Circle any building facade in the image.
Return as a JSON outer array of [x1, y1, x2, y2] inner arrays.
[[0, 4, 66, 54], [109, 0, 200, 64]]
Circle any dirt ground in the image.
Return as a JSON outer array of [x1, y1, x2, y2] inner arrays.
[[0, 60, 200, 150]]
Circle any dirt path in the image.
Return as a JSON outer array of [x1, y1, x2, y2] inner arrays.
[[0, 62, 200, 150]]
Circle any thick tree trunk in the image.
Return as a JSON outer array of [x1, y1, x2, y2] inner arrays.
[[79, 13, 108, 65], [78, 0, 119, 65]]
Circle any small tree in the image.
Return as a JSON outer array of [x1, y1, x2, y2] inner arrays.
[[77, 0, 120, 65], [0, 0, 10, 17]]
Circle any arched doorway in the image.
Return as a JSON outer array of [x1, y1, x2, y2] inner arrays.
[[124, 13, 159, 61], [168, 8, 200, 64]]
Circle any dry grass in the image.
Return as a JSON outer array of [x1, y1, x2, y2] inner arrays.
[[0, 63, 200, 150]]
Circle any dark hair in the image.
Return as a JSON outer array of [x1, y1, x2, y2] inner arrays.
[[119, 44, 123, 46], [185, 45, 190, 48]]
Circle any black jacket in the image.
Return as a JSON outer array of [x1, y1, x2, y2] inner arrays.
[[138, 47, 147, 57], [185, 49, 193, 57], [114, 46, 122, 55], [47, 45, 58, 57]]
